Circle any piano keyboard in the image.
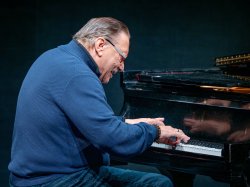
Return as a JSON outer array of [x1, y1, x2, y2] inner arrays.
[[151, 139, 224, 157]]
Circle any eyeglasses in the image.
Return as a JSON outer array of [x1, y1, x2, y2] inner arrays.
[[105, 38, 126, 62]]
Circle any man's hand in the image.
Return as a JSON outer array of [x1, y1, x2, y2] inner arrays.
[[125, 117, 165, 126], [158, 125, 190, 145], [125, 117, 190, 145]]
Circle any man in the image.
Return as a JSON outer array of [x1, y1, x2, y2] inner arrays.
[[9, 17, 190, 187]]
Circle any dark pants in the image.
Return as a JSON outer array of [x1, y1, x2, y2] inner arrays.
[[10, 166, 173, 187]]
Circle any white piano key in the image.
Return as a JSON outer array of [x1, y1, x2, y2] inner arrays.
[[151, 142, 222, 157]]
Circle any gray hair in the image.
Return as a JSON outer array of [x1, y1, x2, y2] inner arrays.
[[73, 17, 130, 46]]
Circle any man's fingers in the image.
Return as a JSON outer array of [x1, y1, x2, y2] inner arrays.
[[155, 117, 165, 121]]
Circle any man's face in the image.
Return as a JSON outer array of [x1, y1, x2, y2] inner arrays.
[[99, 32, 130, 84]]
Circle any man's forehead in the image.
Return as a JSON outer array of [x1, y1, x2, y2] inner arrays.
[[115, 32, 130, 53]]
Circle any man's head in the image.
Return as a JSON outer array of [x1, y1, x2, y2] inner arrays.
[[73, 17, 130, 83]]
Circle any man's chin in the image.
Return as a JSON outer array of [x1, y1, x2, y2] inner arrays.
[[100, 73, 113, 84], [102, 80, 109, 84], [101, 77, 111, 84]]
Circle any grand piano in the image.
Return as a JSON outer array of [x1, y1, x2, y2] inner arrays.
[[116, 54, 250, 187]]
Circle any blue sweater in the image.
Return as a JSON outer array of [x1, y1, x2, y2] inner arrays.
[[8, 40, 157, 186]]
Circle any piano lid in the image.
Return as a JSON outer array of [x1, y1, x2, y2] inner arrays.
[[133, 68, 250, 102], [136, 68, 250, 88]]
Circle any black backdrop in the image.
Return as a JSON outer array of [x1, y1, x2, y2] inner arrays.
[[1, 0, 250, 185]]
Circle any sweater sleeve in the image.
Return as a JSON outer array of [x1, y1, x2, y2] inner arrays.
[[116, 116, 125, 122], [60, 74, 157, 157]]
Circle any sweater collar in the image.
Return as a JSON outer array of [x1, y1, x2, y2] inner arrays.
[[68, 39, 101, 77]]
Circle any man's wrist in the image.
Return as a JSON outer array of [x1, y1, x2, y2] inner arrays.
[[153, 124, 161, 143]]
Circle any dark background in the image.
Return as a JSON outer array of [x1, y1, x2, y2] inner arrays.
[[1, 0, 250, 186]]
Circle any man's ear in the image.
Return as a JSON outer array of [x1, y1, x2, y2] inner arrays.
[[94, 37, 106, 57]]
